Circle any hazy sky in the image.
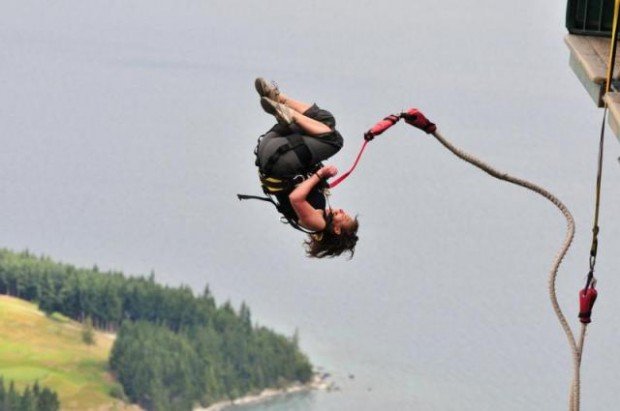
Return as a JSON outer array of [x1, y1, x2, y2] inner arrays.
[[2, 1, 620, 409]]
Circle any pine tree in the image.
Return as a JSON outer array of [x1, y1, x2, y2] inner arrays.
[[82, 316, 95, 345], [7, 381, 19, 410], [20, 386, 36, 411], [37, 387, 60, 411], [0, 377, 6, 410]]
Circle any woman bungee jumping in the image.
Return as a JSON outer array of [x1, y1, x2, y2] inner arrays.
[[246, 78, 359, 258]]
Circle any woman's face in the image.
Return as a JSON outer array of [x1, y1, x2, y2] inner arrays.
[[331, 208, 354, 234]]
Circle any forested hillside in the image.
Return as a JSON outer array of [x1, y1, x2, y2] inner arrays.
[[0, 249, 313, 410]]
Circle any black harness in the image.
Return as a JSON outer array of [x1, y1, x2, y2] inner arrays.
[[238, 134, 332, 234], [237, 170, 332, 235], [259, 133, 314, 176]]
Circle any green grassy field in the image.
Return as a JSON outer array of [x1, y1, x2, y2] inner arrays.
[[0, 295, 136, 410]]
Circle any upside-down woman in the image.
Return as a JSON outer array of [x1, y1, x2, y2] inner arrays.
[[252, 78, 359, 258]]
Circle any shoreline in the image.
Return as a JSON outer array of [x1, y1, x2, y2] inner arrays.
[[196, 373, 332, 411]]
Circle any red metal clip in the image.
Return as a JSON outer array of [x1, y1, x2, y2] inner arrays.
[[578, 286, 598, 324]]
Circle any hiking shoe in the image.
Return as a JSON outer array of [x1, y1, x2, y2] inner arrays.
[[255, 77, 280, 101], [261, 97, 294, 125]]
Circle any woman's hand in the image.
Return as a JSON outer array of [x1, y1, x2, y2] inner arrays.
[[318, 165, 338, 179], [289, 165, 337, 231]]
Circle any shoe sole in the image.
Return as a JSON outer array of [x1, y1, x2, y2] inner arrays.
[[255, 78, 279, 100], [261, 97, 292, 124]]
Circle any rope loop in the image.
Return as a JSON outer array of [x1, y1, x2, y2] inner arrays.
[[429, 129, 579, 410]]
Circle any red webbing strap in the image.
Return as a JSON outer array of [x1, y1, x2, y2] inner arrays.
[[328, 114, 400, 189], [328, 139, 369, 188]]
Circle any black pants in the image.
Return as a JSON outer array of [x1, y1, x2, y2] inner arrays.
[[255, 104, 344, 177]]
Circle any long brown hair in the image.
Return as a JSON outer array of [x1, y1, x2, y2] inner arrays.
[[304, 217, 359, 259]]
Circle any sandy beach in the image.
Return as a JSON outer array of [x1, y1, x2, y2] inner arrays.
[[196, 373, 332, 411]]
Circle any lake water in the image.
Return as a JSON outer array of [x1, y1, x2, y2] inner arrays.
[[2, 1, 620, 410]]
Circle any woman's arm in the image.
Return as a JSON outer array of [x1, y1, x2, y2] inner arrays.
[[289, 165, 338, 230]]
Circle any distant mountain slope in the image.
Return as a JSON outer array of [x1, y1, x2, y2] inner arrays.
[[0, 295, 135, 410]]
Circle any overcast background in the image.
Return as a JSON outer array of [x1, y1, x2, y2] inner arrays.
[[2, 1, 620, 410]]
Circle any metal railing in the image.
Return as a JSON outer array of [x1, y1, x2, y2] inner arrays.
[[567, 0, 616, 36]]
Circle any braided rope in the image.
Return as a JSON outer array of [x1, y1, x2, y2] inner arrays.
[[430, 130, 583, 410], [570, 323, 589, 411]]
